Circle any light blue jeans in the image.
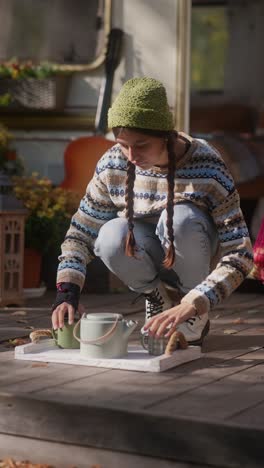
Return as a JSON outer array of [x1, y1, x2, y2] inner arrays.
[[94, 202, 219, 294]]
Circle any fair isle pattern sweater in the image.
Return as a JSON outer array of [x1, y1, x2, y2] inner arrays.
[[57, 133, 253, 315]]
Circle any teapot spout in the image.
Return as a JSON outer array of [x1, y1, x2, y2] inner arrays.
[[123, 319, 138, 338]]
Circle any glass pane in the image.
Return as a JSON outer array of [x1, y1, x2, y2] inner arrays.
[[13, 272, 19, 289], [4, 272, 10, 290], [0, 0, 105, 65], [14, 233, 20, 253], [191, 6, 229, 91], [5, 233, 11, 253]]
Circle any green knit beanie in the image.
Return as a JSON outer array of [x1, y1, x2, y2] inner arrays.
[[108, 77, 174, 131]]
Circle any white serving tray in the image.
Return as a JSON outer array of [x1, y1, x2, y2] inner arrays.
[[15, 339, 202, 373]]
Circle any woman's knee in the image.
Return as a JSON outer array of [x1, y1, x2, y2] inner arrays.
[[95, 218, 163, 264], [94, 218, 127, 258], [156, 202, 218, 255]]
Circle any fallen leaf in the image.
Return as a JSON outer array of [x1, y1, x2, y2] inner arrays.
[[8, 338, 29, 347], [11, 311, 27, 316], [31, 363, 48, 368], [0, 458, 16, 468], [25, 326, 34, 330], [232, 318, 247, 325], [16, 320, 28, 324], [213, 314, 220, 319], [0, 458, 54, 467], [223, 329, 237, 335]]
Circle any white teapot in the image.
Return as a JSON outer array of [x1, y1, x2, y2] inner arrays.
[[73, 312, 138, 359]]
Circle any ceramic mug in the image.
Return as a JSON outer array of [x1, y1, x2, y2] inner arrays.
[[52, 321, 80, 349]]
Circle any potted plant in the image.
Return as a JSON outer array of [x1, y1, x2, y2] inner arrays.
[[0, 124, 24, 176], [0, 59, 71, 110], [12, 173, 79, 289]]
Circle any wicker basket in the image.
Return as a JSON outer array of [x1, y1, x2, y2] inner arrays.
[[0, 75, 70, 111]]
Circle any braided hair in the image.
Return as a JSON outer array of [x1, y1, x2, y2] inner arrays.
[[125, 159, 136, 256], [113, 127, 177, 269], [163, 132, 176, 268]]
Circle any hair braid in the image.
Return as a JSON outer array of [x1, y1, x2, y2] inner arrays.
[[163, 132, 177, 269], [125, 160, 136, 256]]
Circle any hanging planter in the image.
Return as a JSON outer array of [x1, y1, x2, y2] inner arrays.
[[0, 60, 71, 111], [0, 76, 70, 111]]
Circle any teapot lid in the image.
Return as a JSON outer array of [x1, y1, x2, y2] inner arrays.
[[83, 312, 123, 322]]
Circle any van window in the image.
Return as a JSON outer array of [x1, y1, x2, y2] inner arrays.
[[0, 0, 109, 68], [191, 5, 229, 92]]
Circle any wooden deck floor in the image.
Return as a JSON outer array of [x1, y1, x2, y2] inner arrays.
[[0, 289, 264, 467]]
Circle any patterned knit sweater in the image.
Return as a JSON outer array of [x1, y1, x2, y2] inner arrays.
[[57, 133, 253, 315]]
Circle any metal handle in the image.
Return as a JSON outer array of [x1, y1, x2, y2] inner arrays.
[[141, 333, 149, 350], [51, 328, 58, 345], [73, 313, 120, 345]]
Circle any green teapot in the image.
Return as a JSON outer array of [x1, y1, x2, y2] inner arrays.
[[73, 312, 138, 359]]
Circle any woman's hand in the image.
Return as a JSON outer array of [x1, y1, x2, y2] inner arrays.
[[143, 303, 198, 338], [51, 303, 85, 330]]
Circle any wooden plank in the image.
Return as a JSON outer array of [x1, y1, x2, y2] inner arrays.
[[0, 311, 51, 343], [29, 366, 188, 408], [149, 372, 264, 421], [9, 366, 177, 402], [0, 433, 201, 468], [1, 325, 262, 414], [0, 327, 33, 343], [113, 348, 264, 411], [0, 393, 263, 468], [146, 349, 264, 416], [0, 291, 263, 467], [0, 296, 262, 406], [0, 293, 144, 345], [203, 326, 264, 359], [0, 361, 70, 387], [27, 346, 264, 411], [0, 308, 260, 407], [140, 350, 264, 410], [0, 356, 110, 391], [21, 290, 142, 313], [209, 312, 264, 332], [0, 289, 261, 345], [0, 346, 15, 360], [230, 399, 264, 427]]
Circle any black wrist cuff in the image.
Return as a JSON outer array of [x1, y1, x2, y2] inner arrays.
[[51, 282, 81, 312]]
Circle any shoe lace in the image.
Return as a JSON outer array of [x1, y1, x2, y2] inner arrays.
[[144, 289, 165, 320], [186, 316, 202, 325]]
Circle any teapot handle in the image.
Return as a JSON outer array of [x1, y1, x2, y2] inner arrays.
[[73, 313, 119, 345]]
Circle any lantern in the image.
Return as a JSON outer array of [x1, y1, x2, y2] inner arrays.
[[0, 172, 27, 306]]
